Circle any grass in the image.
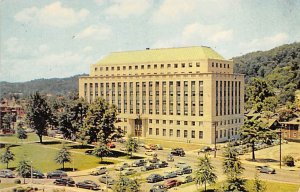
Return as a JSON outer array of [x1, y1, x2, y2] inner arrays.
[[0, 183, 17, 189], [0, 133, 46, 143], [193, 180, 300, 192], [0, 135, 120, 172]]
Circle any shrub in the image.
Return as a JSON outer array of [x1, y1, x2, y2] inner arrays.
[[14, 179, 21, 184], [283, 155, 295, 167]]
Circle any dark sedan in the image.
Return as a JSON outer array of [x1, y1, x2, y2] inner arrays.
[[47, 170, 67, 179], [54, 177, 75, 187], [76, 180, 99, 190], [146, 174, 164, 183]]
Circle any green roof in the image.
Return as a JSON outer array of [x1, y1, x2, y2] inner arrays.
[[96, 46, 225, 65]]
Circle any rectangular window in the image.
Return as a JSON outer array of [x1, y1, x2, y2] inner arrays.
[[184, 121, 188, 125], [174, 64, 178, 68], [156, 128, 159, 135], [181, 63, 185, 68], [177, 121, 180, 125], [191, 130, 195, 138], [192, 121, 195, 126], [196, 62, 200, 67], [163, 129, 166, 136], [149, 128, 152, 135], [163, 120, 166, 124], [149, 119, 152, 123], [169, 129, 173, 136], [184, 130, 188, 138], [199, 131, 203, 139], [177, 130, 180, 137]]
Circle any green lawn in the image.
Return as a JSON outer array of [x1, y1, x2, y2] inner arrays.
[[0, 183, 17, 189], [0, 135, 120, 172], [0, 133, 47, 143], [193, 180, 300, 192]]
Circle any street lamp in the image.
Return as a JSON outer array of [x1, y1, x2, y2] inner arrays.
[[30, 161, 33, 184], [105, 171, 109, 192]]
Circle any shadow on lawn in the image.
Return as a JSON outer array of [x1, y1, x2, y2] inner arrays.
[[39, 141, 62, 145], [245, 158, 278, 163], [58, 167, 78, 172], [99, 161, 114, 165], [69, 145, 94, 149]]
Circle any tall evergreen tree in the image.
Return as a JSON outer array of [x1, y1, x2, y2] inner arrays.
[[252, 172, 266, 192], [93, 139, 111, 162], [55, 145, 71, 170], [81, 97, 117, 144], [26, 92, 52, 143], [222, 143, 246, 192], [194, 154, 217, 192], [15, 160, 31, 184], [125, 137, 138, 158], [240, 118, 274, 160], [17, 123, 27, 140], [0, 146, 15, 169]]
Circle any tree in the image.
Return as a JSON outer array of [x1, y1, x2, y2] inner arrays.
[[113, 176, 140, 192], [252, 172, 266, 192], [0, 146, 15, 169], [125, 137, 138, 158], [222, 143, 246, 192], [93, 141, 111, 163], [262, 96, 278, 113], [17, 123, 28, 141], [1, 113, 13, 130], [81, 97, 117, 144], [194, 154, 217, 192], [15, 160, 31, 184], [26, 92, 52, 143], [55, 145, 71, 170], [240, 118, 274, 160]]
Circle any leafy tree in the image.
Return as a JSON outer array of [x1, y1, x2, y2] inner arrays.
[[1, 113, 13, 130], [55, 145, 71, 170], [222, 143, 246, 192], [113, 176, 140, 192], [0, 146, 15, 168], [240, 118, 274, 160], [93, 141, 111, 163], [125, 137, 138, 158], [17, 123, 28, 140], [261, 96, 278, 112], [283, 155, 295, 167], [15, 160, 31, 184], [194, 154, 217, 192], [81, 97, 117, 144], [252, 172, 266, 192], [278, 108, 296, 122], [26, 92, 52, 143]]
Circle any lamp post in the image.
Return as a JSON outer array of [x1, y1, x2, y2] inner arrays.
[[213, 121, 217, 158], [105, 171, 109, 192], [279, 124, 283, 169], [30, 161, 33, 184]]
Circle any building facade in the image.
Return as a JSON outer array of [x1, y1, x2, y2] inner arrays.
[[79, 46, 244, 144]]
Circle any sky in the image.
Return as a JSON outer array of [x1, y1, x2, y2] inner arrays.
[[0, 0, 299, 82]]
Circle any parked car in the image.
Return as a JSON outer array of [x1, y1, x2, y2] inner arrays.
[[47, 170, 67, 179], [156, 161, 168, 168], [178, 175, 193, 183], [155, 144, 163, 150], [163, 171, 177, 179], [141, 164, 156, 172], [149, 184, 168, 192], [76, 180, 99, 190], [258, 166, 276, 174], [0, 169, 15, 178], [148, 157, 160, 163], [170, 148, 185, 156], [175, 162, 187, 168], [115, 163, 130, 171], [150, 144, 158, 150], [120, 147, 127, 151], [54, 177, 75, 187], [107, 143, 116, 148], [25, 170, 44, 178], [146, 174, 164, 183], [90, 167, 107, 176], [145, 150, 157, 156], [198, 146, 214, 154], [163, 179, 182, 189], [98, 175, 115, 184], [121, 168, 137, 176], [175, 166, 192, 175], [132, 159, 146, 167]]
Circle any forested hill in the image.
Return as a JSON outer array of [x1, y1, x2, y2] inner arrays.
[[0, 74, 86, 98], [233, 42, 300, 87]]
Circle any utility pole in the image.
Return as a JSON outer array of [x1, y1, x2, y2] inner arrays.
[[279, 125, 282, 169]]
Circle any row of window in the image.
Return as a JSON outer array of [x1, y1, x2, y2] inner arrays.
[[148, 127, 239, 139], [148, 119, 242, 126], [94, 61, 231, 72], [149, 128, 204, 139]]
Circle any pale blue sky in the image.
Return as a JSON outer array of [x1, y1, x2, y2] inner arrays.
[[1, 0, 299, 82]]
